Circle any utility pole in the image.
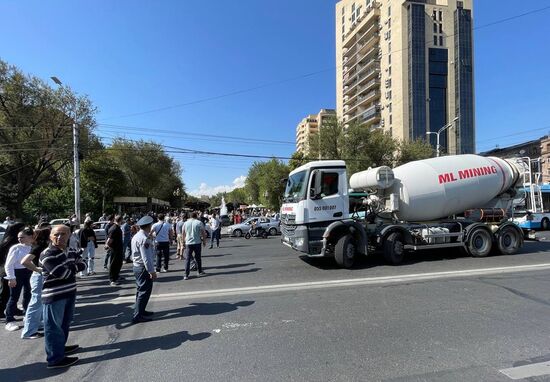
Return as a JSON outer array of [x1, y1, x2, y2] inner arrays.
[[52, 76, 80, 223]]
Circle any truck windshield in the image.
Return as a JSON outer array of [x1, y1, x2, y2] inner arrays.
[[284, 170, 308, 202]]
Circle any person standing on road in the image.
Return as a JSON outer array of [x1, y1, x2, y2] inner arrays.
[[4, 227, 34, 332], [121, 217, 132, 263], [182, 212, 206, 280], [103, 215, 115, 270], [209, 213, 221, 249], [105, 215, 124, 286], [40, 225, 86, 369], [20, 227, 51, 339], [152, 213, 173, 273], [131, 216, 157, 324], [79, 221, 97, 276], [0, 223, 25, 320], [175, 215, 185, 260]]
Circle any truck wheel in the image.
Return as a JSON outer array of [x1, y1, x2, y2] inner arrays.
[[497, 226, 522, 255], [234, 229, 242, 237], [467, 227, 492, 257], [383, 232, 405, 265], [334, 234, 355, 269], [542, 218, 550, 231]]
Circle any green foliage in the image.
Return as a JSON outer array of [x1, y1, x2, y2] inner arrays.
[[0, 59, 96, 217], [288, 151, 308, 172], [396, 138, 434, 166], [307, 116, 343, 160], [245, 158, 289, 210]]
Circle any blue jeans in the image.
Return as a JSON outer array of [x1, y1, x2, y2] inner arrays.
[[43, 293, 76, 365], [133, 266, 152, 320], [5, 268, 32, 322], [123, 236, 131, 260], [21, 272, 43, 338], [210, 228, 221, 247]]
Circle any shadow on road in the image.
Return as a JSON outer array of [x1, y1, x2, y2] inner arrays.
[[0, 331, 211, 382]]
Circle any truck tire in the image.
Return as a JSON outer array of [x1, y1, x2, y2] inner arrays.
[[541, 218, 550, 231], [467, 227, 492, 257], [383, 232, 405, 265], [334, 234, 355, 269], [496, 225, 522, 255]]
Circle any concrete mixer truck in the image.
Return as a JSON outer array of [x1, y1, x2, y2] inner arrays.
[[280, 154, 531, 268]]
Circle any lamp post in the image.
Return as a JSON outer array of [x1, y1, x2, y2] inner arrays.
[[426, 116, 459, 157], [51, 76, 81, 223]]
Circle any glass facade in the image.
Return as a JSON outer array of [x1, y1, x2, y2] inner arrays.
[[454, 7, 475, 154], [428, 48, 448, 151], [408, 3, 426, 141]]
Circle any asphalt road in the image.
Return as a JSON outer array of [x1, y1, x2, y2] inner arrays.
[[2, 234, 550, 381]]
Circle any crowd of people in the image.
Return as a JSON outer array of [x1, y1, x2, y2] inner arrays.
[[0, 209, 234, 369]]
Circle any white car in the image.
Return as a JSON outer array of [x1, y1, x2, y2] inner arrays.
[[76, 221, 108, 243], [227, 217, 281, 237], [49, 218, 70, 226]]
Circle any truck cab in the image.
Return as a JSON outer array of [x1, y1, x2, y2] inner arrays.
[[280, 160, 349, 255]]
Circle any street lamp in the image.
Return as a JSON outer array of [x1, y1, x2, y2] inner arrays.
[[51, 76, 81, 223], [426, 116, 459, 157]]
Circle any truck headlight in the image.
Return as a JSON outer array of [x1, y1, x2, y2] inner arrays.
[[295, 237, 304, 247]]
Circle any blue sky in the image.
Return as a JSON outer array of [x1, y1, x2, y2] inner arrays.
[[1, 1, 550, 196]]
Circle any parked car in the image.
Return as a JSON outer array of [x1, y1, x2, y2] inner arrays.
[[0, 223, 8, 243], [227, 217, 281, 237], [76, 221, 108, 243]]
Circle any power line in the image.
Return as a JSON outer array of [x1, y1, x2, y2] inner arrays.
[[95, 4, 550, 122]]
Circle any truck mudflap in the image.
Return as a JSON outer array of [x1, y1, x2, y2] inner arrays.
[[322, 220, 368, 256]]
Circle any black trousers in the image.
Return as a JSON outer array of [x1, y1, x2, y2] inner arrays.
[[156, 242, 170, 271], [108, 249, 123, 282], [0, 267, 10, 315], [184, 244, 202, 276], [133, 266, 152, 320], [5, 268, 32, 322]]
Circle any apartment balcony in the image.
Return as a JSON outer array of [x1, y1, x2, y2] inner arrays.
[[343, 33, 380, 69], [345, 90, 380, 116], [344, 78, 380, 106], [343, 64, 381, 96], [346, 104, 381, 125], [343, 2, 381, 49]]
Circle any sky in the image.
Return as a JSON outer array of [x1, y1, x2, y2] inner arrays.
[[1, 1, 550, 196]]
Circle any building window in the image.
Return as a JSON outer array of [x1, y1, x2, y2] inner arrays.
[[439, 35, 443, 45], [388, 66, 392, 76], [388, 41, 391, 51], [439, 23, 443, 33], [434, 23, 438, 33], [388, 5, 391, 16], [433, 10, 437, 20], [389, 114, 393, 125], [434, 35, 438, 45], [342, 25, 345, 34], [439, 10, 443, 21], [388, 54, 391, 64]]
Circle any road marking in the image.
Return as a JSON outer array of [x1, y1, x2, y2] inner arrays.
[[78, 262, 550, 305], [500, 361, 550, 380]]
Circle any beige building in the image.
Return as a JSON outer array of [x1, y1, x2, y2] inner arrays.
[[336, 0, 474, 155], [295, 109, 336, 154]]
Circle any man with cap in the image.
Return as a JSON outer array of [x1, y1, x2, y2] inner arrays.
[[130, 215, 157, 324]]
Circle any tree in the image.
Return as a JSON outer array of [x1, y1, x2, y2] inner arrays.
[[288, 151, 308, 172], [395, 138, 434, 166], [245, 158, 289, 210], [108, 139, 185, 201], [307, 116, 344, 161], [0, 59, 97, 217]]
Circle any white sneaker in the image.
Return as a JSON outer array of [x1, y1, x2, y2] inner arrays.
[[5, 322, 20, 332]]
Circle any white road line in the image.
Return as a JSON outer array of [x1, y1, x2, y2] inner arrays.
[[500, 361, 550, 380], [78, 262, 550, 306]]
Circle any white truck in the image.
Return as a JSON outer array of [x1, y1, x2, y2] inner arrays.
[[280, 154, 530, 268]]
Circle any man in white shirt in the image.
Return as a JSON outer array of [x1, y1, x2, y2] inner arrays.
[[209, 213, 221, 249], [151, 213, 173, 273]]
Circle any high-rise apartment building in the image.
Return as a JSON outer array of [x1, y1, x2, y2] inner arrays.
[[336, 0, 475, 155], [295, 109, 336, 154]]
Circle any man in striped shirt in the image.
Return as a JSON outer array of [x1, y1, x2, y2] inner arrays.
[[40, 225, 86, 369]]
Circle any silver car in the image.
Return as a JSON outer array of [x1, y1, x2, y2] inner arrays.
[[0, 223, 8, 242], [227, 217, 281, 237], [76, 221, 108, 243]]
